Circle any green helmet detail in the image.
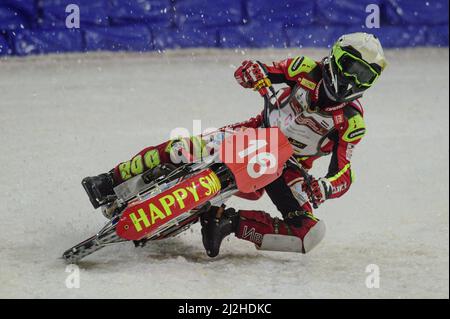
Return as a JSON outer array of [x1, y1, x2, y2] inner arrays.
[[322, 32, 387, 102]]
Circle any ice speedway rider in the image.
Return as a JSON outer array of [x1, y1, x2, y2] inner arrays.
[[82, 32, 387, 257]]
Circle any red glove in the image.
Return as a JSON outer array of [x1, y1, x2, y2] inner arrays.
[[234, 60, 268, 89], [304, 177, 332, 205]]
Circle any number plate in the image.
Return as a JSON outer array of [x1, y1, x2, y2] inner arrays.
[[219, 128, 293, 193]]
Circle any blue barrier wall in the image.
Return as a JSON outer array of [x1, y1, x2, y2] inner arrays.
[[0, 0, 448, 56]]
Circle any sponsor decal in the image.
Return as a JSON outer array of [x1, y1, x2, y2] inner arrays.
[[333, 113, 345, 127], [332, 182, 347, 194], [290, 56, 303, 73], [128, 171, 221, 233], [323, 103, 347, 112], [288, 138, 307, 150], [241, 225, 263, 245], [119, 150, 161, 181], [300, 78, 317, 90], [294, 113, 330, 136], [312, 79, 323, 102], [348, 128, 366, 139]]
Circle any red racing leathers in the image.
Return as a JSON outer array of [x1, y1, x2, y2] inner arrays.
[[110, 55, 366, 253]]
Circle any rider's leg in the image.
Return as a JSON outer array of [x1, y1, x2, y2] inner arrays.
[[82, 139, 181, 208], [201, 168, 325, 256]]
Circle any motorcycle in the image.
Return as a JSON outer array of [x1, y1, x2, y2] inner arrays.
[[62, 84, 318, 264]]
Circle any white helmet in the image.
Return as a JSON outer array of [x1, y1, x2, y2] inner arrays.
[[322, 32, 387, 102]]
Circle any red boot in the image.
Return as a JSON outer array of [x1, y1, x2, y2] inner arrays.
[[236, 209, 325, 254]]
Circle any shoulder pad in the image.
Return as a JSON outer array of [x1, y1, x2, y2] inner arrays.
[[342, 111, 366, 143], [288, 55, 318, 78]]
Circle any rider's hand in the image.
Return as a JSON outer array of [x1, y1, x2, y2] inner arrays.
[[305, 177, 332, 205], [234, 60, 254, 88], [234, 60, 269, 90]]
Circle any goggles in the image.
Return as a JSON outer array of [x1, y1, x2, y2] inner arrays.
[[332, 45, 380, 87]]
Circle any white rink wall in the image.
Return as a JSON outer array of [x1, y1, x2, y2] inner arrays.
[[0, 48, 448, 298]]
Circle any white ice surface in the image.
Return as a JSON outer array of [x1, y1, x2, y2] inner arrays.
[[0, 48, 448, 298]]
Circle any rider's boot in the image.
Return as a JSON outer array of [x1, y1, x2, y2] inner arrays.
[[82, 170, 116, 209], [200, 205, 240, 258]]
